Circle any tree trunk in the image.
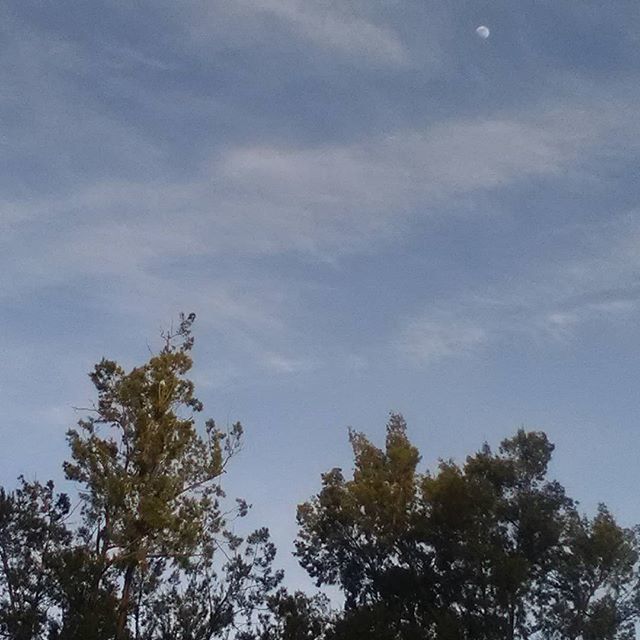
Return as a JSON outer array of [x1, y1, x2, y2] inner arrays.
[[116, 563, 136, 640], [507, 602, 515, 640]]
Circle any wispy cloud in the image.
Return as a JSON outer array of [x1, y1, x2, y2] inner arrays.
[[396, 213, 640, 364], [101, 42, 179, 72], [189, 0, 409, 67], [0, 13, 166, 198], [3, 94, 640, 376], [6, 101, 622, 253], [5, 0, 640, 558], [398, 315, 487, 364]]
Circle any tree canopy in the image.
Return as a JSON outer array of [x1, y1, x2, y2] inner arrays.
[[296, 414, 640, 640]]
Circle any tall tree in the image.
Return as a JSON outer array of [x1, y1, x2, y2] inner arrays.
[[427, 429, 573, 638], [61, 312, 280, 639], [296, 414, 433, 638]]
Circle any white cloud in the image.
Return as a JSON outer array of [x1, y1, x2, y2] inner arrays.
[[398, 317, 487, 364], [5, 103, 619, 260], [260, 351, 316, 374], [185, 0, 409, 67], [545, 312, 580, 338], [396, 212, 640, 364], [208, 110, 621, 257], [246, 0, 407, 63]]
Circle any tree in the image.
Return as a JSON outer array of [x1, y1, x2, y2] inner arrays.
[[425, 429, 573, 639], [0, 479, 71, 640], [296, 414, 640, 639], [296, 414, 435, 638], [539, 505, 640, 640], [143, 527, 281, 640], [59, 312, 281, 639]]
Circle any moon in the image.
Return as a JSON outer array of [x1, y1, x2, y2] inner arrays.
[[475, 25, 490, 39]]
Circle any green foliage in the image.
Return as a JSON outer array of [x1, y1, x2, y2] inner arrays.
[[539, 504, 640, 640], [1, 313, 283, 639], [241, 589, 332, 640], [59, 313, 281, 639], [296, 415, 640, 640], [144, 527, 282, 640], [296, 415, 422, 609], [0, 479, 71, 639], [64, 313, 236, 571], [47, 545, 120, 640]]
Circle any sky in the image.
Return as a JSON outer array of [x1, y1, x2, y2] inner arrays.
[[3, 0, 640, 590]]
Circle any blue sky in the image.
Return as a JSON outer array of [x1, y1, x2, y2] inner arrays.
[[4, 0, 640, 589]]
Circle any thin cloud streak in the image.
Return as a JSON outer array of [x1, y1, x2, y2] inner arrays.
[[397, 213, 640, 364], [186, 0, 410, 67], [399, 317, 487, 365]]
